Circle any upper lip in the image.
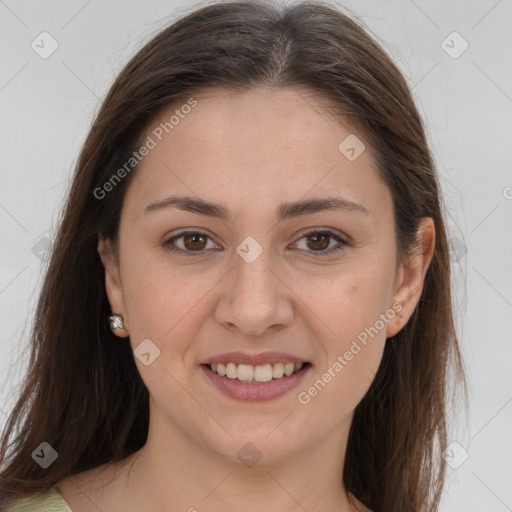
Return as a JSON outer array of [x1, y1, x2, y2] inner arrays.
[[202, 351, 309, 366]]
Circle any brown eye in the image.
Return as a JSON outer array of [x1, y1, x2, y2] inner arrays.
[[293, 230, 347, 256], [182, 233, 208, 251], [163, 229, 347, 257], [305, 232, 330, 251], [163, 231, 218, 255]]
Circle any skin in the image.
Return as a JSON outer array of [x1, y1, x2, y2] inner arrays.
[[56, 86, 434, 512]]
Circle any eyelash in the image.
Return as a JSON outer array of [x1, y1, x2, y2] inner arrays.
[[162, 229, 348, 257]]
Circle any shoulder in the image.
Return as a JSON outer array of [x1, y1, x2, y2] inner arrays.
[[6, 487, 72, 512], [53, 459, 129, 512]]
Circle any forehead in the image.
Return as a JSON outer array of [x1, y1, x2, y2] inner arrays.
[[123, 86, 390, 222], [149, 86, 364, 161]]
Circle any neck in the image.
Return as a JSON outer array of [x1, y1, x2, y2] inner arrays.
[[119, 406, 362, 512]]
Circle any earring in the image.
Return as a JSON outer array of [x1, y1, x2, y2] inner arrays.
[[108, 314, 128, 337]]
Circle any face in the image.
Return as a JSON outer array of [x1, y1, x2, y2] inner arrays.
[[99, 86, 432, 464]]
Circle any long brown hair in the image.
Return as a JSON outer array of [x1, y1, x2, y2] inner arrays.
[[0, 1, 467, 510]]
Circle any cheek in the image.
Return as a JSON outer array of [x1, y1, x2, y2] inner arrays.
[[296, 275, 390, 417], [120, 260, 215, 396], [295, 260, 395, 345], [292, 259, 393, 404], [120, 245, 222, 362]]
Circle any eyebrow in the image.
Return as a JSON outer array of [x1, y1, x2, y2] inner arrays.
[[143, 195, 370, 221]]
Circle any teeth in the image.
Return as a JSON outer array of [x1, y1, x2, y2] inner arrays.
[[237, 364, 254, 382], [272, 362, 284, 378], [209, 361, 305, 382], [226, 363, 237, 379], [254, 364, 273, 382], [284, 362, 295, 376]]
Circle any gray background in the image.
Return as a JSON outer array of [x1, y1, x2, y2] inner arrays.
[[1, 1, 511, 510]]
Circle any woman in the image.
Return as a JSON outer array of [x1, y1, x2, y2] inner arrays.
[[0, 1, 467, 511]]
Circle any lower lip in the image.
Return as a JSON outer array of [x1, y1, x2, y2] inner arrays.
[[200, 364, 312, 402]]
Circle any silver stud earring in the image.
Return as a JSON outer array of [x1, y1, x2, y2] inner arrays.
[[108, 314, 126, 331]]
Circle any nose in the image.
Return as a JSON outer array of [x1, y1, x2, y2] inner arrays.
[[214, 242, 294, 336]]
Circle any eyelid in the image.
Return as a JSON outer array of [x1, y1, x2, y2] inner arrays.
[[162, 228, 349, 256], [293, 227, 347, 243], [163, 229, 221, 253], [290, 228, 348, 255]]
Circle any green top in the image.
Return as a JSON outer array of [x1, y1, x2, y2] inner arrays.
[[7, 487, 72, 511]]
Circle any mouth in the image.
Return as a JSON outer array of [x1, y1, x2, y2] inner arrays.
[[200, 361, 312, 401], [204, 361, 311, 383]]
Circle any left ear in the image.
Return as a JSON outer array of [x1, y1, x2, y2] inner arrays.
[[386, 217, 435, 338]]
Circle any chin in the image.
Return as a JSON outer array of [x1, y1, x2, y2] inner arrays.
[[205, 428, 305, 466]]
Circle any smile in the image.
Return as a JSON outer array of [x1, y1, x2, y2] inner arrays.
[[208, 362, 306, 382], [201, 362, 312, 401]]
